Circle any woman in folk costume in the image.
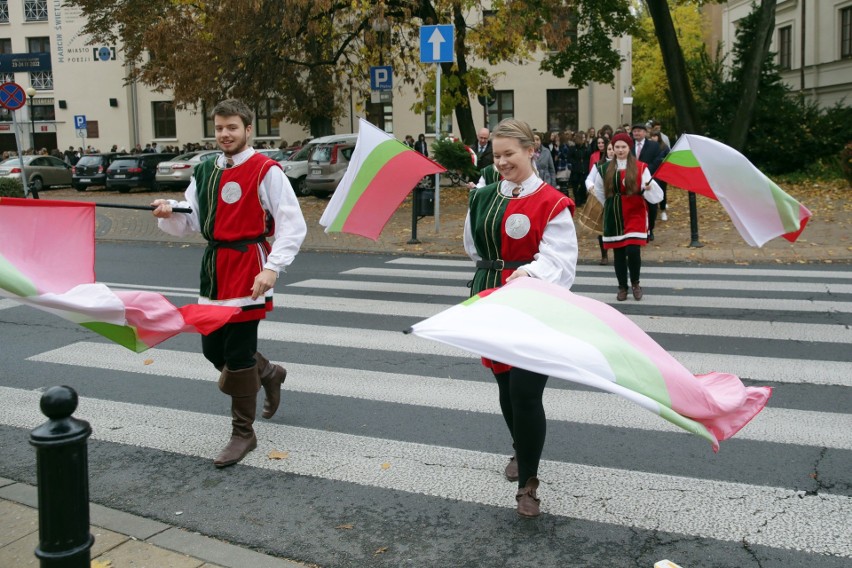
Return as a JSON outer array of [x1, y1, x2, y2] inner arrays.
[[463, 118, 578, 518], [152, 99, 306, 468], [588, 132, 663, 301]]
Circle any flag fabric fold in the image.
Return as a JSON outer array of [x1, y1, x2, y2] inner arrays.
[[408, 278, 772, 451], [319, 118, 446, 240], [0, 197, 237, 352], [654, 134, 811, 247]]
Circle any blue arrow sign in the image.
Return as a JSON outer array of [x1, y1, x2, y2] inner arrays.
[[74, 115, 87, 129], [420, 25, 454, 63], [370, 66, 393, 91]]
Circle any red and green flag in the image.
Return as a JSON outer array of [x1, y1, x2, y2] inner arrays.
[[319, 118, 445, 240], [654, 134, 811, 247], [0, 198, 237, 352]]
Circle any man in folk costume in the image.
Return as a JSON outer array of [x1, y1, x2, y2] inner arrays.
[[464, 119, 577, 518], [152, 99, 307, 467], [588, 132, 663, 301]]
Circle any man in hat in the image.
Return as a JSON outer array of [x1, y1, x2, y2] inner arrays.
[[631, 122, 663, 241]]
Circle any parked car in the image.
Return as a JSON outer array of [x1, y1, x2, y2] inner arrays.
[[257, 148, 288, 161], [304, 142, 356, 198], [71, 153, 123, 191], [154, 150, 221, 190], [280, 134, 357, 197], [106, 153, 177, 193], [0, 155, 72, 192]]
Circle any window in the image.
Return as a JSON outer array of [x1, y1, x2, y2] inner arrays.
[[0, 2, 8, 24], [255, 99, 281, 137], [201, 102, 215, 139], [0, 38, 11, 84], [32, 103, 55, 121], [367, 102, 394, 133], [778, 25, 792, 70], [24, 0, 47, 22], [546, 89, 578, 132], [27, 37, 53, 90], [842, 7, 852, 59], [487, 91, 514, 129], [424, 105, 452, 136], [152, 101, 177, 138]]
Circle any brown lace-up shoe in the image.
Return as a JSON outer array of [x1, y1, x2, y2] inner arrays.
[[617, 287, 628, 301], [516, 477, 541, 518]]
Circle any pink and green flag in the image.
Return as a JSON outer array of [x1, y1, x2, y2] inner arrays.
[[654, 134, 811, 247], [408, 278, 772, 452], [319, 118, 445, 240], [0, 197, 238, 352]]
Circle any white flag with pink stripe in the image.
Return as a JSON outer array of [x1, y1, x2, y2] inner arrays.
[[409, 278, 772, 452]]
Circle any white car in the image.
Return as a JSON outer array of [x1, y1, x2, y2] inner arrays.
[[154, 150, 221, 190], [280, 133, 357, 196]]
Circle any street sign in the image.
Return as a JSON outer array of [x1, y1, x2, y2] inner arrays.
[[370, 66, 393, 91], [419, 25, 454, 63], [74, 115, 87, 129], [0, 82, 26, 111]]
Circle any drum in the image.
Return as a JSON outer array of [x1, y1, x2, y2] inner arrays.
[[575, 195, 604, 234]]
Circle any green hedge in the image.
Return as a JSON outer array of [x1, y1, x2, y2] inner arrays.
[[0, 177, 24, 198]]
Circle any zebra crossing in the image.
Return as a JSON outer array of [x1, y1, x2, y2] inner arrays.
[[0, 255, 850, 566]]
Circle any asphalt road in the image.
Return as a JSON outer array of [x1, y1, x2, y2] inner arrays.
[[0, 245, 850, 567]]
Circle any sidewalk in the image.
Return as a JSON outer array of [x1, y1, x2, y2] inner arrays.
[[0, 477, 308, 568], [44, 183, 852, 264]]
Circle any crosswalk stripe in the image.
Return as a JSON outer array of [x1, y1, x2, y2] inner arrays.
[[28, 343, 852, 450], [1, 385, 846, 557], [0, 299, 19, 311], [341, 267, 852, 294], [98, 281, 852, 315], [388, 257, 852, 279]]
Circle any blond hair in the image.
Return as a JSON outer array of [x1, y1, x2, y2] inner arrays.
[[492, 118, 536, 150]]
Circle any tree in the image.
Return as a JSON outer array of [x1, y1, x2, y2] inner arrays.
[[632, 2, 707, 129], [69, 0, 640, 140]]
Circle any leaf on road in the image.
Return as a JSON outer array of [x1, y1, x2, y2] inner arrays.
[[268, 450, 289, 460], [381, 462, 391, 470], [335, 523, 354, 529], [143, 358, 154, 365], [92, 559, 113, 568], [374, 546, 389, 555]]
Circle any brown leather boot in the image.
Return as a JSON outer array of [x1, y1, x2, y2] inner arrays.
[[504, 453, 519, 482], [632, 283, 643, 301], [616, 287, 628, 301], [516, 477, 541, 518], [255, 352, 287, 419], [214, 366, 260, 468]]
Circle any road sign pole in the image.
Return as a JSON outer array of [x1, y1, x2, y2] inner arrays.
[[10, 111, 33, 198], [434, 68, 441, 232]]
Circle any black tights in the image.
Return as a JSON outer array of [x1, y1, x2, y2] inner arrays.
[[613, 245, 642, 289], [494, 368, 549, 488], [201, 320, 259, 371]]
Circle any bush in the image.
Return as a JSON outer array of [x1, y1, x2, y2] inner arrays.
[[431, 138, 479, 180], [0, 177, 24, 198]]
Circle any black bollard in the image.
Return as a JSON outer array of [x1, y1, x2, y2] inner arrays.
[[29, 386, 94, 567]]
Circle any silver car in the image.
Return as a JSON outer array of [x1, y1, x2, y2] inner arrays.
[[154, 150, 221, 190], [0, 156, 73, 192]]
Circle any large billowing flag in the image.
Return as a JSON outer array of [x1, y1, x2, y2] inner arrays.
[[0, 198, 238, 352], [319, 118, 446, 240], [408, 278, 772, 452], [654, 134, 811, 247]]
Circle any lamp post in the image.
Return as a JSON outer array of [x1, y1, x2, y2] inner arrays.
[[25, 86, 37, 151]]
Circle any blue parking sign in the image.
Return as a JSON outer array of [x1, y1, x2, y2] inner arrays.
[[370, 66, 393, 91], [420, 25, 454, 63], [74, 115, 87, 129]]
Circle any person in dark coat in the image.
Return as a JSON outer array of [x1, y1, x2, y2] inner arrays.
[[475, 127, 494, 171]]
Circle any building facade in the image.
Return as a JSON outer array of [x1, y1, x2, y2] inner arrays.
[[0, 0, 633, 155], [721, 0, 852, 108]]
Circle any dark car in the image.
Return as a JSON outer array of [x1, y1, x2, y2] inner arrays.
[[105, 153, 177, 193], [71, 153, 123, 191]]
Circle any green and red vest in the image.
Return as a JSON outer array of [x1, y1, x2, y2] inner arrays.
[[194, 153, 280, 321], [601, 160, 651, 250], [468, 181, 574, 296]]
